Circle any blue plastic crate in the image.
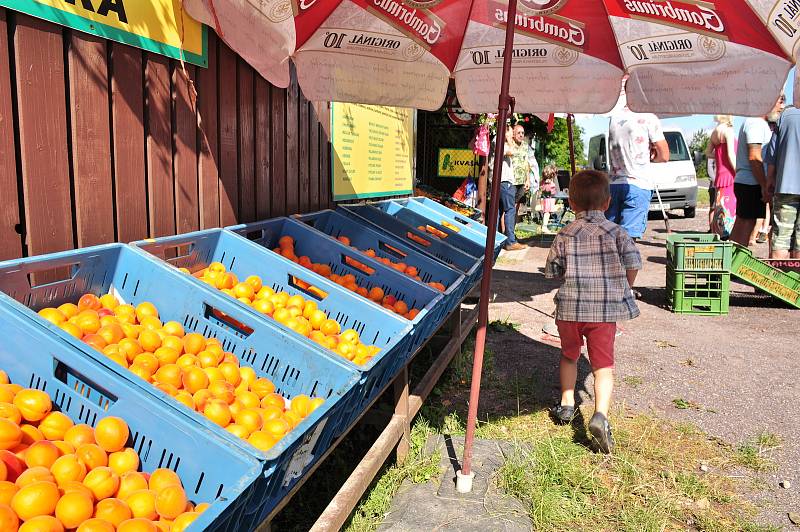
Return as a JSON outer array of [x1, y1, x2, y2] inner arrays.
[[0, 304, 261, 532], [405, 197, 507, 250], [0, 243, 360, 525], [227, 217, 445, 356], [339, 204, 483, 288], [295, 210, 467, 315], [131, 230, 413, 425], [371, 200, 489, 259]]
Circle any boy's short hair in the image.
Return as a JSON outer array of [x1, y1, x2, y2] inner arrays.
[[568, 170, 610, 210]]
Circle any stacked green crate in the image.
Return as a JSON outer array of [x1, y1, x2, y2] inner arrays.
[[665, 234, 733, 315]]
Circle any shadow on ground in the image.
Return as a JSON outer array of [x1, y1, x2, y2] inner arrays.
[[488, 268, 560, 304], [417, 324, 596, 451]]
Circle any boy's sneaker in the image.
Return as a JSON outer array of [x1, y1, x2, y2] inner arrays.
[[588, 413, 615, 454], [549, 404, 575, 425]]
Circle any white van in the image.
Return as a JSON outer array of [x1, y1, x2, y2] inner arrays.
[[588, 126, 698, 218]]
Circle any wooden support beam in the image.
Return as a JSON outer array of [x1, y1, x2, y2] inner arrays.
[[394, 366, 410, 463]]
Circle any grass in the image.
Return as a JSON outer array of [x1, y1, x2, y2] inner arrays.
[[733, 432, 781, 473], [489, 408, 777, 531], [281, 380, 780, 532], [697, 187, 710, 207], [344, 419, 441, 532], [488, 317, 521, 333], [673, 397, 703, 410], [340, 329, 780, 532], [622, 375, 644, 388], [514, 228, 537, 240]]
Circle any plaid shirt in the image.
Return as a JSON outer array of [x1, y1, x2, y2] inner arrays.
[[544, 210, 642, 322]]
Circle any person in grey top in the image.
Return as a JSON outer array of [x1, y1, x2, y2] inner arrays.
[[730, 95, 784, 247], [765, 106, 800, 259]]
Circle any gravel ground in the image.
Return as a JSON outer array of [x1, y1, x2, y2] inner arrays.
[[480, 212, 799, 529]]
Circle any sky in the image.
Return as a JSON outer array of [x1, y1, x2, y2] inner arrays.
[[576, 68, 796, 156]]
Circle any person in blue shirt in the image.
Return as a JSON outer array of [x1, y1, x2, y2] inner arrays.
[[765, 106, 800, 259]]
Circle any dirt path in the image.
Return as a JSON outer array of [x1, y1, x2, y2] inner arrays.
[[473, 213, 799, 528]]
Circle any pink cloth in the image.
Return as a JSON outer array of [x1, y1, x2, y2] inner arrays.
[[713, 142, 736, 188], [711, 141, 737, 238], [540, 182, 557, 213]]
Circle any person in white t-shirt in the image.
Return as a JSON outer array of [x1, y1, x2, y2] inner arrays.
[[605, 109, 670, 239]]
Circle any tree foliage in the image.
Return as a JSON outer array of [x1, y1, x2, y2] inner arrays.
[[509, 115, 587, 170], [543, 118, 587, 169], [689, 129, 710, 181]]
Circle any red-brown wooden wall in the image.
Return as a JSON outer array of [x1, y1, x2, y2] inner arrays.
[[0, 10, 332, 261]]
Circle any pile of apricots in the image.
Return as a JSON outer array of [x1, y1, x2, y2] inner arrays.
[[183, 262, 380, 366], [36, 294, 325, 452], [270, 235, 424, 319], [0, 371, 206, 531], [328, 234, 447, 293]]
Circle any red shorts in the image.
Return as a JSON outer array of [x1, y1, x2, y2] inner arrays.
[[556, 320, 617, 370]]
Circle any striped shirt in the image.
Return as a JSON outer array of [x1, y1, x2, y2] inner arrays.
[[544, 210, 642, 322]]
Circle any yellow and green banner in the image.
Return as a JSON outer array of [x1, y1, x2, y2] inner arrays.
[[438, 148, 478, 178], [1, 0, 207, 66]]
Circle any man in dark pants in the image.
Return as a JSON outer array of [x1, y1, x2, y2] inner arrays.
[[499, 125, 538, 251]]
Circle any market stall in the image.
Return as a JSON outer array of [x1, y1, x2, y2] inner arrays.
[[0, 0, 798, 530]]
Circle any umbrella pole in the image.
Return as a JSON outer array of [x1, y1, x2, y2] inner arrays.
[[567, 113, 577, 176], [459, 0, 518, 490]]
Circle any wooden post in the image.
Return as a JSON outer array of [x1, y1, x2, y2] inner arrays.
[[394, 367, 410, 463]]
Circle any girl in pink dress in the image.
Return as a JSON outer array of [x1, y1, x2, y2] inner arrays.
[[540, 165, 559, 233], [706, 115, 737, 238]]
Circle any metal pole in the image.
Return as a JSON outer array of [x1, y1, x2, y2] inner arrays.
[[461, 0, 518, 480], [567, 113, 577, 176]]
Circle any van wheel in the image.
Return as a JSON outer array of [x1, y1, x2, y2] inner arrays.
[[684, 207, 696, 218]]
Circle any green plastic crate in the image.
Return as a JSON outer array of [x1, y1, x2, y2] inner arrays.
[[666, 266, 730, 315], [666, 233, 732, 272], [730, 245, 800, 309]]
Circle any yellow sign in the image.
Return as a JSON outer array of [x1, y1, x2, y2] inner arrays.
[[438, 148, 478, 178], [331, 103, 414, 200], [1, 0, 206, 66]]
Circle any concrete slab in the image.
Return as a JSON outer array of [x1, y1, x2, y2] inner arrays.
[[377, 436, 532, 532]]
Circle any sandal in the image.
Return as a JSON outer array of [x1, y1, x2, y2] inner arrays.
[[756, 231, 768, 244], [550, 404, 575, 425]]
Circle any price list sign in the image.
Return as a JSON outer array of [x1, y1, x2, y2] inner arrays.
[[331, 103, 414, 200]]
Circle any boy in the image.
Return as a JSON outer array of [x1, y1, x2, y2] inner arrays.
[[544, 170, 642, 453]]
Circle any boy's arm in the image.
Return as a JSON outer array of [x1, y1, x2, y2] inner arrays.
[[544, 236, 566, 280], [618, 232, 642, 285]]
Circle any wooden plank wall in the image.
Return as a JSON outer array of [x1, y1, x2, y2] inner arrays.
[[0, 9, 332, 260]]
